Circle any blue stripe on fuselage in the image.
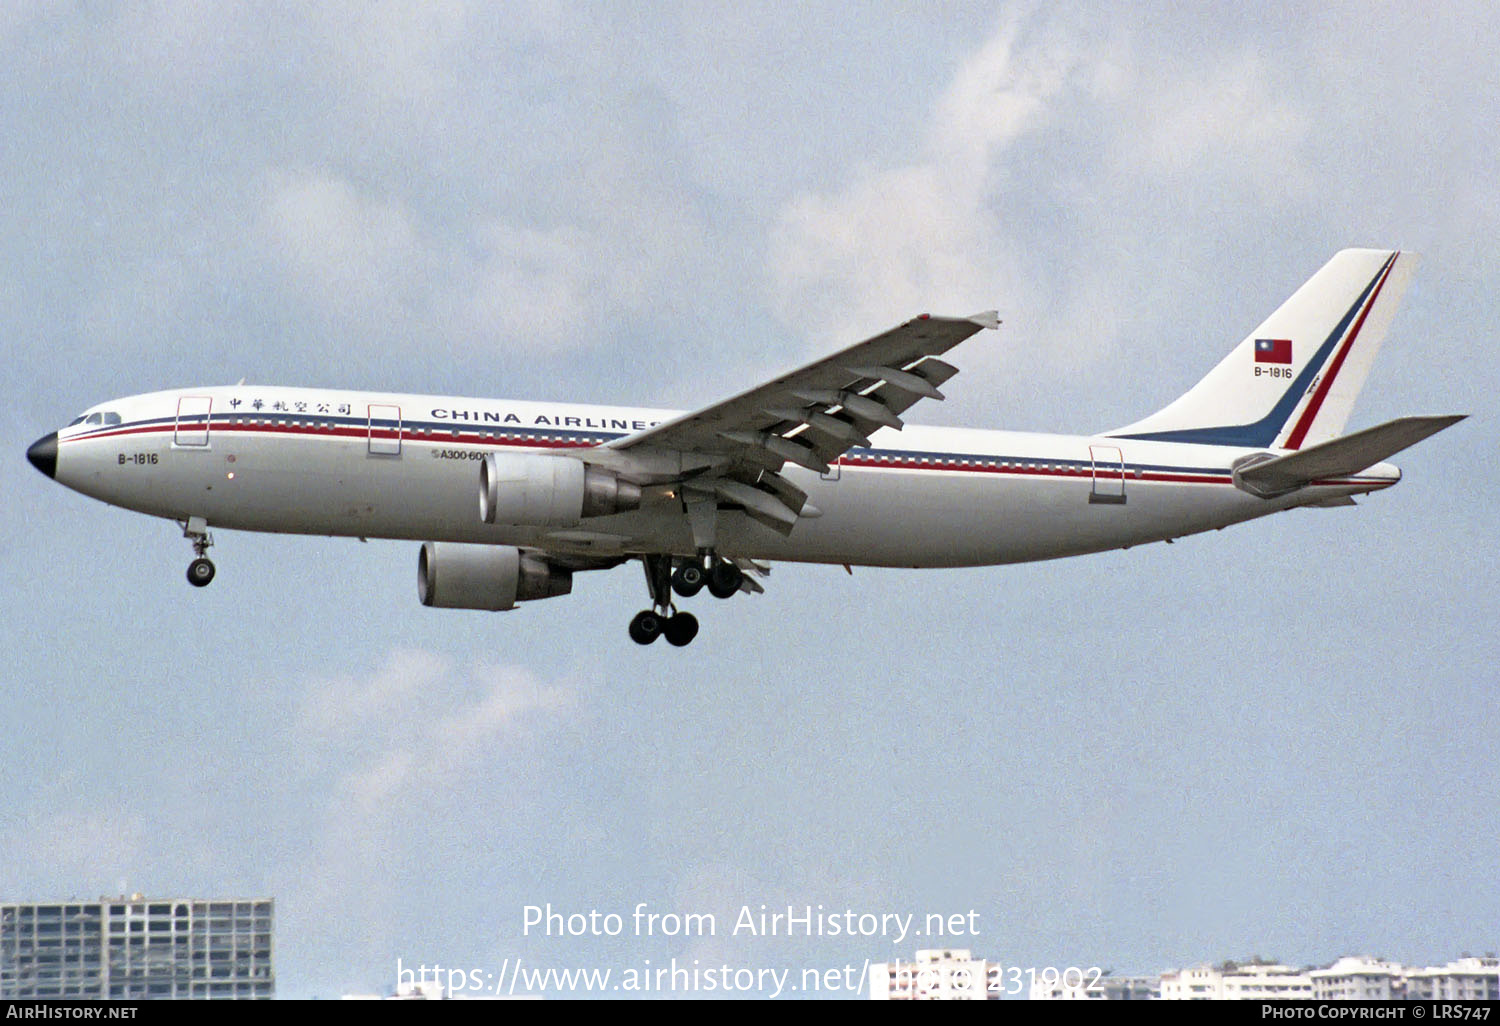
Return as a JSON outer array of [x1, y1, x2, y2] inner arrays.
[[72, 408, 1391, 485]]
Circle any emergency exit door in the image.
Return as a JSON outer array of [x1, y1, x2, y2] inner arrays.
[[368, 404, 402, 455], [1089, 445, 1126, 504], [174, 396, 212, 447]]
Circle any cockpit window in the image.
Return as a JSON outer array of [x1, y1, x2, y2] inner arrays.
[[67, 408, 121, 429], [71, 411, 121, 429]]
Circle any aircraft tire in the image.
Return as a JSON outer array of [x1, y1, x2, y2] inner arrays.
[[671, 564, 705, 597], [187, 558, 216, 588], [663, 612, 699, 647], [629, 610, 663, 645], [707, 562, 743, 599]]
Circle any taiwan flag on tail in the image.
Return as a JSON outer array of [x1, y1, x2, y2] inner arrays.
[[1254, 338, 1293, 364]]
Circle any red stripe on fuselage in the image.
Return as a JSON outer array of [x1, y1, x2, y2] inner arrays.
[[64, 420, 1403, 489]]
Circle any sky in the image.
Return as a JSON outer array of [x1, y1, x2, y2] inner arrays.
[[2, 1, 1497, 1000]]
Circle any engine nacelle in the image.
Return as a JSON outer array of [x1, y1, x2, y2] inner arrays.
[[417, 542, 572, 611], [479, 452, 641, 526]]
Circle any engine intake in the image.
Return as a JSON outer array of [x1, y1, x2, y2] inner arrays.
[[417, 542, 572, 611], [479, 453, 641, 526]]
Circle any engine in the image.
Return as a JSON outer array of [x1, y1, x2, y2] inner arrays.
[[479, 452, 641, 526], [417, 542, 572, 611]]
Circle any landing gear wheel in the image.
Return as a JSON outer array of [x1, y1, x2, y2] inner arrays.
[[628, 609, 664, 645], [671, 563, 705, 597], [707, 561, 744, 599], [663, 612, 699, 647], [186, 557, 216, 588]]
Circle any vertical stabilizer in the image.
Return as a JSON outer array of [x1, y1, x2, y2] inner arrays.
[[1109, 250, 1414, 449]]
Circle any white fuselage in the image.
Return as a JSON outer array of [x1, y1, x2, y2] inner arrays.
[[50, 386, 1399, 568]]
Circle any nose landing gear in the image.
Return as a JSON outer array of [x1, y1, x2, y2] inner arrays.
[[181, 516, 216, 588]]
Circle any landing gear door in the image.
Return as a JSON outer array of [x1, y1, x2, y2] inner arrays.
[[1089, 444, 1126, 504], [174, 396, 212, 447], [368, 404, 402, 456]]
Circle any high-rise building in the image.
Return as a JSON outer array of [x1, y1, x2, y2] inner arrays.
[[1156, 962, 1314, 1000], [0, 896, 274, 1000], [1308, 956, 1407, 1001], [1067, 954, 1499, 1001], [1406, 957, 1500, 1001], [869, 949, 1000, 1000], [1030, 973, 1158, 1000]]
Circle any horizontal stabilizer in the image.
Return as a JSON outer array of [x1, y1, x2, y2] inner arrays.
[[1235, 415, 1465, 496]]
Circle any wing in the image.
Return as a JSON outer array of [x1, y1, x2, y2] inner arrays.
[[598, 311, 999, 534]]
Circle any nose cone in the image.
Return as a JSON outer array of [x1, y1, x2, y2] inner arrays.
[[26, 432, 57, 479]]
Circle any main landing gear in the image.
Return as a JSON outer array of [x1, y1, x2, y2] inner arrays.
[[670, 558, 744, 600], [629, 553, 746, 646], [182, 516, 216, 588], [629, 608, 697, 647]]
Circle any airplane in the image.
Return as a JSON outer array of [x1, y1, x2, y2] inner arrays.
[[26, 248, 1463, 646]]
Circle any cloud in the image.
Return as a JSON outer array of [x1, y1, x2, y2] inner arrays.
[[763, 11, 1322, 389], [766, 13, 1070, 349], [10, 809, 149, 890], [315, 1, 471, 115], [295, 647, 577, 798], [297, 645, 451, 735], [257, 170, 430, 328], [324, 657, 575, 814], [255, 164, 709, 355], [458, 209, 699, 351], [1115, 53, 1311, 201], [430, 660, 574, 758], [930, 17, 1081, 180], [285, 648, 583, 969]]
